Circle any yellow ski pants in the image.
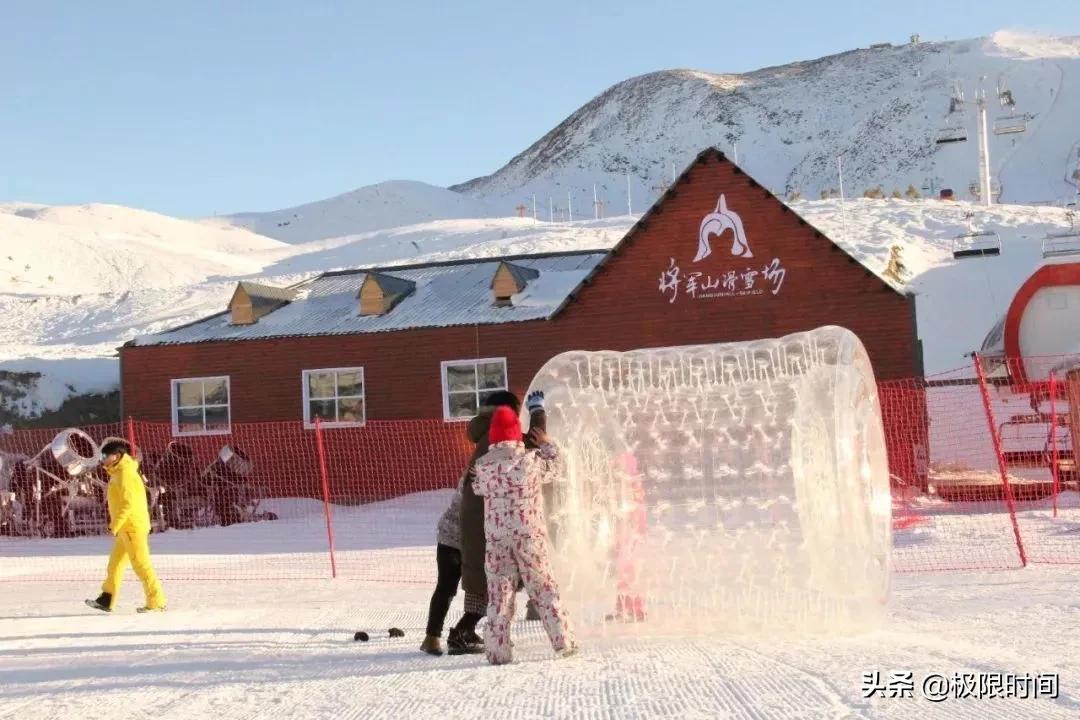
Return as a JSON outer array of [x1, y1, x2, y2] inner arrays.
[[102, 529, 166, 609]]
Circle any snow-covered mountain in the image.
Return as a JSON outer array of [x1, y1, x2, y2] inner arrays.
[[452, 31, 1080, 214], [198, 32, 1079, 246], [209, 180, 499, 244]]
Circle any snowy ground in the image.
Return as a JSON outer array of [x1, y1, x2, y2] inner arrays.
[[3, 488, 1078, 581], [1, 490, 1079, 718], [1, 567, 1077, 718]]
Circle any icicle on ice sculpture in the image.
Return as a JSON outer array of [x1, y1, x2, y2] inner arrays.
[[525, 326, 891, 634]]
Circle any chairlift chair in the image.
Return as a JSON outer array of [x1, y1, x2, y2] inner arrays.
[[949, 81, 965, 114], [993, 114, 1027, 135], [936, 125, 968, 144], [1042, 233, 1080, 258], [997, 77, 1016, 108], [998, 412, 1072, 470], [1042, 211, 1080, 258], [952, 231, 1001, 259]]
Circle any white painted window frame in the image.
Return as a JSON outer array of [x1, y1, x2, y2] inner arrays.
[[301, 367, 367, 429], [440, 357, 509, 422], [170, 376, 232, 437]]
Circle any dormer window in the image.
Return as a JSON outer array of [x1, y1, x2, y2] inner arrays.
[[490, 261, 540, 307], [358, 272, 416, 316], [229, 282, 296, 325]]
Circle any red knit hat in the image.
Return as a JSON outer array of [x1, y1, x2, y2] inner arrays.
[[488, 405, 523, 444]]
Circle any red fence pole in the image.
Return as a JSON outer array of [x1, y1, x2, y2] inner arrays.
[[973, 354, 1028, 567], [314, 418, 338, 579], [1049, 371, 1060, 519], [126, 417, 139, 458]]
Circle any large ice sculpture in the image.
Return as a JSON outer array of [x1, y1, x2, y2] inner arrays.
[[525, 326, 891, 634]]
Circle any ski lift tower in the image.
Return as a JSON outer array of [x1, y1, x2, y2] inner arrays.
[[935, 79, 1000, 207], [975, 88, 992, 207]]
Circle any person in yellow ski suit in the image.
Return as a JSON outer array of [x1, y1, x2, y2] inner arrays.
[[86, 438, 167, 613]]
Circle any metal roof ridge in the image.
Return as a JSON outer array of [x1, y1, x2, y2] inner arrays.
[[318, 247, 610, 278], [132, 313, 554, 346]]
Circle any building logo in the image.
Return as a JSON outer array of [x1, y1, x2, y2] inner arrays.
[[695, 195, 752, 261], [658, 195, 786, 304]]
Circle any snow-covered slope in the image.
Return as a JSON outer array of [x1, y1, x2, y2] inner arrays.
[[0, 203, 298, 419], [209, 180, 499, 244], [267, 216, 627, 275], [453, 32, 1080, 214], [796, 198, 1078, 372], [0, 202, 291, 295]]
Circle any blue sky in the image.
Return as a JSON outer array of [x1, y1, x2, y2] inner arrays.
[[4, 1, 1078, 217]]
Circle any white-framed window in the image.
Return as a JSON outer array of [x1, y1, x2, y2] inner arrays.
[[440, 358, 508, 421], [171, 376, 231, 436], [302, 368, 366, 428]]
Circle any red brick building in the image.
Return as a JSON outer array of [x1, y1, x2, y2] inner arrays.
[[120, 148, 923, 495]]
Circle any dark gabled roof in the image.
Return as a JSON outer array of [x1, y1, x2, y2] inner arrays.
[[237, 281, 297, 304], [321, 248, 604, 278], [230, 281, 298, 324], [362, 272, 416, 299], [491, 261, 541, 291]]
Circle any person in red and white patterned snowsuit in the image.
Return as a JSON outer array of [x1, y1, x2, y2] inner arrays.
[[472, 402, 576, 664], [612, 452, 647, 622]]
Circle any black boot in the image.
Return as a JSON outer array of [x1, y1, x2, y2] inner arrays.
[[447, 627, 484, 655], [85, 592, 112, 612], [459, 627, 483, 646]]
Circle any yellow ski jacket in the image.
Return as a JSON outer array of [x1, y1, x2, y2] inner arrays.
[[106, 454, 151, 535]]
